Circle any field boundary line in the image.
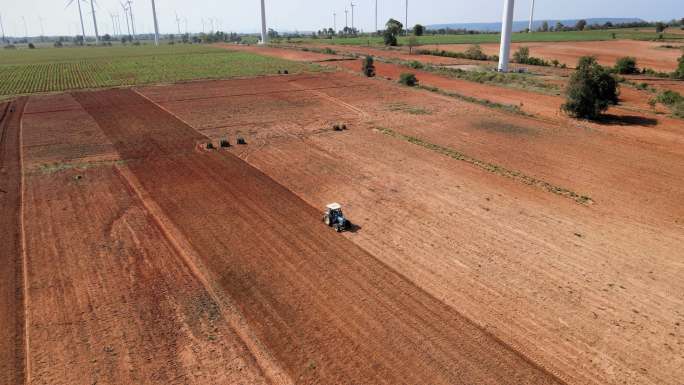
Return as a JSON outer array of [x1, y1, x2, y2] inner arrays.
[[17, 98, 30, 385], [113, 164, 293, 385], [289, 81, 370, 118]]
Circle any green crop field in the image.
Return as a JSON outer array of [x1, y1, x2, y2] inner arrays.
[[284, 28, 684, 46], [0, 44, 314, 98]]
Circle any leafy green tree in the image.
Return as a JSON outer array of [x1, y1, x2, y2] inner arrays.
[[383, 18, 403, 46], [562, 56, 619, 119], [655, 22, 667, 33], [575, 19, 587, 31], [413, 24, 425, 36], [540, 21, 549, 32], [614, 57, 638, 74]]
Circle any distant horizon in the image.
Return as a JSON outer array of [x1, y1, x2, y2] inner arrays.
[[1, 0, 681, 37]]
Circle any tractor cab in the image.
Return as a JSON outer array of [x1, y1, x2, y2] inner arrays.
[[323, 203, 350, 232]]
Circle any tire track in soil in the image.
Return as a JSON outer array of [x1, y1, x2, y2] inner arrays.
[[0, 98, 28, 385], [74, 88, 566, 385]]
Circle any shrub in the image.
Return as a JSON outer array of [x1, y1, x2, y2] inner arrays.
[[672, 102, 684, 118], [3, 44, 16, 49], [675, 54, 684, 80], [399, 73, 418, 87], [323, 47, 336, 55], [28, 43, 36, 49], [562, 56, 619, 119], [512, 47, 530, 63], [413, 24, 425, 36], [655, 90, 683, 106], [614, 57, 638, 74], [464, 44, 486, 60], [54, 41, 63, 48], [408, 60, 423, 69], [362, 56, 376, 77], [551, 59, 560, 67]]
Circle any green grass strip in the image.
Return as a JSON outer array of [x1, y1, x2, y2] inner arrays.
[[377, 126, 593, 205]]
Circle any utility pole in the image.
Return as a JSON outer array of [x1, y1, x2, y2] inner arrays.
[[259, 0, 267, 44], [0, 13, 6, 43], [350, 2, 355, 31], [89, 0, 99, 44], [528, 0, 535, 32], [498, 0, 515, 72], [150, 0, 159, 45]]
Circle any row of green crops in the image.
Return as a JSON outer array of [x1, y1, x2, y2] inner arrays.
[[0, 45, 317, 97]]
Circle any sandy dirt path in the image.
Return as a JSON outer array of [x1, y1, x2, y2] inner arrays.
[[71, 87, 565, 384]]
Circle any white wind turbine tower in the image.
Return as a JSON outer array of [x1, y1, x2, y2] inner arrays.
[[350, 2, 355, 31], [333, 12, 336, 32], [150, 0, 160, 45], [528, 0, 535, 32], [109, 12, 117, 36], [0, 13, 6, 43], [405, 0, 408, 35], [88, 0, 99, 44], [374, 0, 378, 33], [175, 12, 181, 34], [120, 2, 131, 37], [498, 0, 515, 72], [259, 0, 267, 44], [126, 0, 137, 40], [67, 0, 87, 44]]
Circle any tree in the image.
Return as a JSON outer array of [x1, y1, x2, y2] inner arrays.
[[103, 34, 111, 42], [413, 24, 425, 36], [362, 56, 376, 77], [655, 22, 667, 33], [575, 19, 587, 31], [555, 22, 564, 31], [540, 21, 549, 32], [562, 56, 619, 120], [383, 18, 403, 46], [268, 28, 279, 39], [614, 57, 638, 74], [28, 43, 36, 49]]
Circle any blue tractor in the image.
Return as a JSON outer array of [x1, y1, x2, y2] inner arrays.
[[323, 203, 351, 232]]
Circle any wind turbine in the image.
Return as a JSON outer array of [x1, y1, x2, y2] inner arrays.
[[259, 0, 267, 44], [498, 0, 515, 72], [405, 0, 408, 35], [0, 13, 6, 43], [175, 12, 181, 34], [344, 8, 348, 29], [21, 16, 28, 40], [333, 11, 336, 32], [66, 0, 87, 43], [350, 2, 355, 31], [88, 0, 99, 44], [528, 0, 535, 32], [150, 0, 159, 45], [374, 0, 377, 33], [38, 16, 45, 39], [126, 0, 136, 40]]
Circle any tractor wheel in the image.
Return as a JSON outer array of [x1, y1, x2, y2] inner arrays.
[[324, 215, 331, 226]]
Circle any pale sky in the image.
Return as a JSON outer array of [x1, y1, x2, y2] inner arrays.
[[0, 0, 681, 37]]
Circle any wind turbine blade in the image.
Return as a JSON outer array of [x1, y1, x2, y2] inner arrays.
[[65, 0, 75, 9]]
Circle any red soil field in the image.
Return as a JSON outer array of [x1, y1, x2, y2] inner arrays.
[[0, 99, 27, 385], [420, 40, 682, 72], [139, 71, 684, 385], [6, 44, 684, 384]]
